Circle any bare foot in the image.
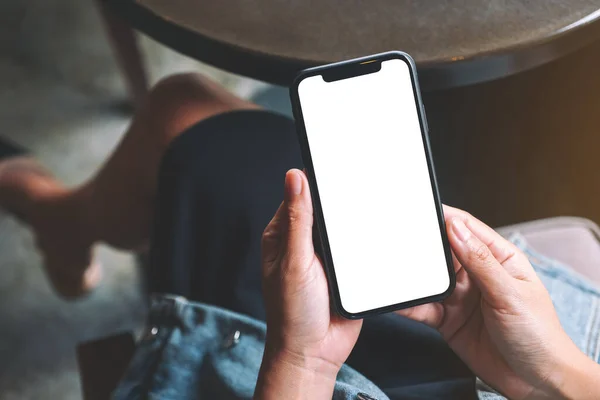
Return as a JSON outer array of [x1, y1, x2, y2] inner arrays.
[[0, 157, 101, 298]]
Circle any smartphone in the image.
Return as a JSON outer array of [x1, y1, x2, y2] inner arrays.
[[290, 51, 455, 319]]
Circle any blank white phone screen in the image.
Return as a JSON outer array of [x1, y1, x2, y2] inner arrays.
[[297, 58, 450, 314]]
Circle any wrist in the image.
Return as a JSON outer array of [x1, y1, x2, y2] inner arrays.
[[254, 342, 339, 399], [544, 347, 600, 399]]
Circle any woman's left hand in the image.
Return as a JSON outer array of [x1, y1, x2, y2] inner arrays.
[[255, 169, 362, 399], [397, 206, 600, 399]]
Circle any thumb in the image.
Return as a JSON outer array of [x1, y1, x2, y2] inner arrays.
[[448, 218, 515, 303], [283, 169, 314, 263]]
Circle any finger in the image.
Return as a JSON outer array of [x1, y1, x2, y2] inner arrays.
[[261, 201, 286, 268], [451, 251, 462, 274], [443, 205, 515, 263], [448, 217, 514, 302], [396, 254, 467, 330], [396, 303, 444, 329], [443, 205, 534, 280], [283, 169, 314, 263], [438, 261, 481, 337]]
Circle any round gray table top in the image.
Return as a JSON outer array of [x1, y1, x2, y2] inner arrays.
[[109, 0, 600, 89]]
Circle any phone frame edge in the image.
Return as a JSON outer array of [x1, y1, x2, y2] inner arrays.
[[289, 50, 456, 320]]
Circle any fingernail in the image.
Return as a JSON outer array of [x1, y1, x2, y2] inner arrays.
[[286, 170, 302, 197], [451, 218, 471, 242]]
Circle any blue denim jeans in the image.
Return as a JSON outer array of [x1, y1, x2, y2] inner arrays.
[[113, 233, 600, 400], [112, 295, 388, 400]]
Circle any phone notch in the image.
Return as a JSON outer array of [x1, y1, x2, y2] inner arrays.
[[322, 60, 382, 82]]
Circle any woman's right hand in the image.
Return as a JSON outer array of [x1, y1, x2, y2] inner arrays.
[[397, 206, 600, 399]]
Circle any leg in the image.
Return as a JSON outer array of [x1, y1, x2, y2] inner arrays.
[[147, 111, 302, 318], [76, 73, 258, 250], [0, 73, 257, 298], [95, 0, 148, 108]]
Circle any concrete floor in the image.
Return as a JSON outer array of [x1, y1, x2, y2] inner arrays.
[[0, 1, 274, 398]]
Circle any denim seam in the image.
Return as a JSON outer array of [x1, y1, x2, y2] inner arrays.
[[142, 328, 176, 400], [584, 296, 597, 357], [140, 297, 185, 400], [591, 297, 600, 361]]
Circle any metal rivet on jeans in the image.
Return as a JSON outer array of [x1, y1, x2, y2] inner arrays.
[[356, 393, 377, 400], [142, 326, 158, 341], [223, 330, 241, 348]]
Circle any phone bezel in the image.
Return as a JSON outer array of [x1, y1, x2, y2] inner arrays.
[[289, 51, 456, 319]]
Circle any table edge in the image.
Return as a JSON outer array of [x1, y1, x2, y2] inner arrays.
[[105, 0, 600, 90]]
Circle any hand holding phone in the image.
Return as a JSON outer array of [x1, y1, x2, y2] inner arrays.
[[258, 166, 600, 400], [259, 177, 600, 400], [399, 207, 600, 400], [257, 169, 363, 399]]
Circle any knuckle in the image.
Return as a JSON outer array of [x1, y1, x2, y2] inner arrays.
[[461, 211, 475, 225], [261, 225, 279, 246], [261, 226, 282, 266], [261, 225, 275, 242], [287, 204, 312, 227], [470, 240, 491, 263], [507, 247, 525, 265]]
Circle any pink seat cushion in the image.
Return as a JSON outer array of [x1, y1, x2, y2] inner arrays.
[[496, 217, 600, 286]]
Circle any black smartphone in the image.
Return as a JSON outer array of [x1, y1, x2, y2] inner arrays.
[[290, 51, 455, 319]]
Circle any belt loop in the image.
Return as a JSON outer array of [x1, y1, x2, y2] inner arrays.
[[149, 294, 191, 330]]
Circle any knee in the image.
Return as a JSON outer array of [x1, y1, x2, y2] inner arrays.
[[141, 73, 226, 139], [146, 72, 214, 115], [149, 73, 208, 104]]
